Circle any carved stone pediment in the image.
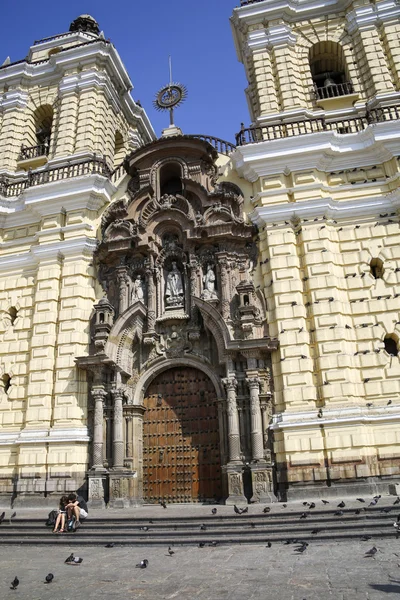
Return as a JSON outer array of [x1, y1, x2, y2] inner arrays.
[[104, 219, 138, 242], [101, 199, 128, 235]]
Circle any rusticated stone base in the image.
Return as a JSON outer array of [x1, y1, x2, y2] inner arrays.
[[108, 471, 139, 507], [250, 463, 276, 503], [88, 473, 107, 508], [1, 471, 87, 508]]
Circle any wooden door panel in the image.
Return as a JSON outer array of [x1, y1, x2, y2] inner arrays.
[[143, 366, 222, 503]]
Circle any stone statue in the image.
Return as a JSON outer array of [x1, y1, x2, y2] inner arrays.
[[165, 262, 184, 306], [201, 264, 217, 300], [131, 274, 144, 301]]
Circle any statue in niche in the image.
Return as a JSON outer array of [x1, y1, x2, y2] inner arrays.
[[201, 264, 218, 300], [165, 262, 184, 307], [131, 274, 145, 302]]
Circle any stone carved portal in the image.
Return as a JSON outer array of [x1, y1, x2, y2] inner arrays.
[[143, 366, 222, 503], [77, 136, 278, 506]]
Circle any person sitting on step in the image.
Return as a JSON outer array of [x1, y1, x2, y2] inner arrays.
[[65, 492, 89, 530], [53, 495, 68, 533]]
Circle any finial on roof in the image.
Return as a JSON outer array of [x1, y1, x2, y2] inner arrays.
[[69, 15, 100, 35], [1, 57, 11, 67]]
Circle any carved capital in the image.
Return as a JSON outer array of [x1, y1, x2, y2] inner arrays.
[[91, 387, 107, 402], [246, 377, 261, 391], [111, 388, 125, 402], [222, 377, 237, 393]]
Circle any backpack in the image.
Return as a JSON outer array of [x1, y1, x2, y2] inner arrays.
[[67, 515, 76, 532], [77, 495, 88, 514], [45, 510, 58, 527]]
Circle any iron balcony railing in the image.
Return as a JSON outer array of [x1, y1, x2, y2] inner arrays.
[[189, 135, 236, 155], [0, 157, 111, 198], [18, 143, 50, 161], [313, 81, 355, 100], [240, 0, 265, 5], [235, 104, 400, 145]]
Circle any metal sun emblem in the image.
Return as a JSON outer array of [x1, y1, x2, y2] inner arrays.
[[153, 83, 188, 112]]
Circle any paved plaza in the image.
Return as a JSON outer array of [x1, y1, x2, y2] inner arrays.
[[1, 535, 400, 599]]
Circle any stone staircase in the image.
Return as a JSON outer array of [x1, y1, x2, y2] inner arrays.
[[0, 502, 398, 546]]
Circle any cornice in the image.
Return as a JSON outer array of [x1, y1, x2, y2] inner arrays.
[[271, 405, 400, 430], [0, 236, 98, 273], [250, 190, 400, 226], [231, 120, 400, 180], [0, 90, 29, 112], [0, 426, 90, 445], [245, 24, 297, 55], [347, 0, 400, 34]]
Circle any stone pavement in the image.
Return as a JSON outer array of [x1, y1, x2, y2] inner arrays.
[[1, 536, 400, 599]]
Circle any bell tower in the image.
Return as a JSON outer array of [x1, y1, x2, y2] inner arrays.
[[231, 1, 400, 498]]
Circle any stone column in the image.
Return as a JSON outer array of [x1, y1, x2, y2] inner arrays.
[[222, 377, 241, 463], [146, 267, 156, 333], [217, 254, 230, 321], [246, 376, 264, 462], [91, 386, 107, 470], [112, 388, 125, 469], [116, 267, 129, 315]]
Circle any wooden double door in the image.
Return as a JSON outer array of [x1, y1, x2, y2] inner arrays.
[[143, 367, 222, 503]]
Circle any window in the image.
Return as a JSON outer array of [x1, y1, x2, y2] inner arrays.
[[160, 162, 183, 197], [384, 335, 398, 357], [370, 258, 384, 279], [309, 41, 353, 100]]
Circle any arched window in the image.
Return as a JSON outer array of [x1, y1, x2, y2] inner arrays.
[[384, 335, 399, 357], [113, 131, 125, 168], [370, 258, 384, 280], [2, 374, 11, 395], [309, 42, 353, 100], [159, 162, 183, 197], [20, 104, 53, 160]]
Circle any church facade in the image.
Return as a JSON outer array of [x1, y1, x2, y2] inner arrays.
[[0, 1, 399, 506]]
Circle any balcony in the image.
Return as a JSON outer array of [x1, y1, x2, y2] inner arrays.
[[240, 0, 265, 4], [18, 143, 50, 170], [235, 104, 400, 145], [312, 81, 359, 110]]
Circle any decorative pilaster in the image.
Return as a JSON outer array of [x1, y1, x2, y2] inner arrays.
[[112, 388, 125, 469], [222, 377, 241, 463], [246, 376, 264, 462], [146, 267, 156, 333]]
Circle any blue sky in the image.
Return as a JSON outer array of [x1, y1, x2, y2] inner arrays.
[[0, 0, 249, 142]]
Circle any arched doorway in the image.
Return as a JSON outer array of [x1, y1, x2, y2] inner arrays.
[[143, 366, 222, 503]]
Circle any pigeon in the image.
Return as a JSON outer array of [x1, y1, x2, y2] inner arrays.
[[198, 542, 205, 548], [263, 506, 271, 513], [65, 553, 75, 563], [300, 512, 308, 519], [295, 543, 308, 553], [311, 529, 320, 535], [68, 557, 83, 565], [334, 510, 344, 516], [282, 504, 287, 508], [381, 507, 392, 513], [365, 546, 377, 557], [309, 502, 316, 509], [369, 499, 378, 506], [394, 498, 400, 505], [337, 501, 345, 508], [361, 535, 372, 541], [356, 498, 365, 503], [302, 502, 308, 506], [266, 541, 272, 548], [250, 522, 256, 528], [234, 505, 248, 515], [355, 509, 361, 515], [167, 547, 174, 556], [44, 574, 54, 584], [105, 543, 115, 548], [160, 501, 167, 509], [200, 524, 207, 531], [10, 511, 16, 521], [140, 526, 149, 531], [321, 500, 329, 505], [136, 559, 149, 569], [10, 577, 19, 590], [209, 541, 218, 547], [0, 511, 5, 524], [211, 508, 217, 515]]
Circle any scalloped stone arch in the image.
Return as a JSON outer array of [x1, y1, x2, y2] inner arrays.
[[132, 356, 225, 405], [104, 302, 147, 375]]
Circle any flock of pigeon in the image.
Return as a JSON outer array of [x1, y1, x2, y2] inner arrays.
[[4, 493, 399, 590]]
